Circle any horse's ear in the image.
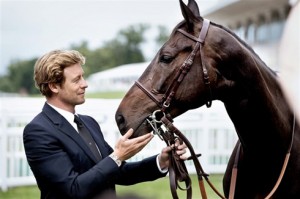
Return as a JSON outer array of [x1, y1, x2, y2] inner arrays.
[[179, 0, 200, 31], [187, 0, 200, 17]]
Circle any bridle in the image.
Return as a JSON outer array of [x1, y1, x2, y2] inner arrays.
[[135, 18, 221, 199], [135, 19, 225, 199], [134, 17, 295, 199], [135, 18, 212, 112]]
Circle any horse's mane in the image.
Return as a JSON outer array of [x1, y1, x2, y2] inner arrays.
[[170, 18, 277, 76], [210, 21, 278, 76]]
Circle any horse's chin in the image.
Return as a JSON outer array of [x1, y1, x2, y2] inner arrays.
[[130, 121, 153, 138], [118, 115, 153, 138]]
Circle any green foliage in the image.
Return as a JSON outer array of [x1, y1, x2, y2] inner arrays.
[[70, 24, 149, 76], [156, 25, 170, 46], [0, 76, 14, 92], [0, 23, 170, 95], [0, 58, 39, 95]]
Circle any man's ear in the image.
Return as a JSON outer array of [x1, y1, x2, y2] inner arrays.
[[48, 82, 59, 94]]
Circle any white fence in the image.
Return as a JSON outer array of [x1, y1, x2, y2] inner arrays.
[[0, 97, 238, 192]]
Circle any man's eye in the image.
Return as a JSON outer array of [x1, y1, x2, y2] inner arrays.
[[160, 55, 174, 64], [73, 78, 80, 83]]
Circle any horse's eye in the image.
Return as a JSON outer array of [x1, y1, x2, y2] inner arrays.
[[160, 55, 174, 64]]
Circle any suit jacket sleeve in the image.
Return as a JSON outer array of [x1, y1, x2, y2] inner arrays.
[[23, 107, 166, 199]]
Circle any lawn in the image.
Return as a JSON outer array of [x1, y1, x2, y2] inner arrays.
[[86, 91, 126, 99], [0, 174, 224, 199], [117, 174, 224, 199]]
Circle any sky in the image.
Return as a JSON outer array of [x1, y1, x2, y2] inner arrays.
[[0, 0, 219, 75]]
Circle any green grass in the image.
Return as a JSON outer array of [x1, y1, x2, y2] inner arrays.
[[0, 174, 224, 199], [86, 91, 126, 99], [117, 173, 224, 199], [0, 186, 39, 199]]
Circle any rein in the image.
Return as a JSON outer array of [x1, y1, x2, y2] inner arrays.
[[159, 112, 226, 199]]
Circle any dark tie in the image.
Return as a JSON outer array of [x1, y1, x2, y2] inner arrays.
[[74, 115, 102, 161]]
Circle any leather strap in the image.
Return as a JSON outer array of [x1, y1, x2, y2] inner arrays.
[[161, 116, 226, 199], [160, 126, 192, 199], [229, 142, 241, 199]]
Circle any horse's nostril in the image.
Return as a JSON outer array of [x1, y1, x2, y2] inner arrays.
[[115, 114, 127, 135], [116, 114, 125, 126]]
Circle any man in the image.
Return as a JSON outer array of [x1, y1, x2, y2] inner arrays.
[[23, 50, 187, 199]]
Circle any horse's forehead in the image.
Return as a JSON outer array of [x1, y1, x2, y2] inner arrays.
[[163, 33, 195, 53], [165, 23, 204, 51], [163, 38, 186, 52]]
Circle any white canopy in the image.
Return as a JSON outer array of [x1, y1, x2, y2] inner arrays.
[[87, 62, 150, 92]]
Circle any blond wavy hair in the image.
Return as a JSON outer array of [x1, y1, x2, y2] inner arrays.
[[34, 50, 85, 97]]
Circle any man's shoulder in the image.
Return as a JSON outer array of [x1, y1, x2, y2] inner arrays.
[[78, 114, 97, 124]]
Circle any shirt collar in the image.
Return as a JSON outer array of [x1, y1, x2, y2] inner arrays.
[[47, 102, 78, 131]]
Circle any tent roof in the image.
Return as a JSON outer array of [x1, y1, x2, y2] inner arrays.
[[88, 62, 150, 81]]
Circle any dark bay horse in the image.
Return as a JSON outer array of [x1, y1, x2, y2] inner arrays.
[[115, 0, 300, 198]]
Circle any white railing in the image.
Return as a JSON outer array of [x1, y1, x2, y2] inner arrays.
[[0, 97, 237, 191]]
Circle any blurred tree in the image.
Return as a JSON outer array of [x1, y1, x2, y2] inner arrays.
[[0, 23, 167, 95], [117, 24, 149, 63], [71, 40, 93, 75], [155, 25, 170, 46], [0, 76, 14, 92], [1, 59, 38, 94], [71, 24, 149, 76], [94, 23, 149, 73]]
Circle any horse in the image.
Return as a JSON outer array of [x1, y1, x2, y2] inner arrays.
[[115, 0, 300, 198]]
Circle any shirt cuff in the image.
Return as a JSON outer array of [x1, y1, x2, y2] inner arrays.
[[156, 154, 168, 173]]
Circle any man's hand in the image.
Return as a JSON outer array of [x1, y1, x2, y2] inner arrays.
[[158, 139, 188, 170], [113, 128, 154, 161]]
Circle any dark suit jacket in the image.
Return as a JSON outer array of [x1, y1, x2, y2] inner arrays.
[[23, 103, 166, 199]]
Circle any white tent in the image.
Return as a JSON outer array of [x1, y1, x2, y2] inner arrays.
[[86, 62, 150, 93]]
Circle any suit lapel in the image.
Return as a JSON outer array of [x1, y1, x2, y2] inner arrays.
[[42, 103, 99, 163]]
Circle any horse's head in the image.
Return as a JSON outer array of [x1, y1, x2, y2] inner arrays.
[[116, 0, 241, 138]]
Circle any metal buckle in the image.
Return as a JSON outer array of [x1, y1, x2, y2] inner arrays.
[[146, 110, 166, 140]]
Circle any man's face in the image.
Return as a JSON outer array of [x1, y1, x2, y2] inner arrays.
[[57, 63, 88, 109]]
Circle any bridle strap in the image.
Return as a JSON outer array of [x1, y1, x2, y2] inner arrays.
[[135, 18, 217, 199], [229, 142, 241, 199], [264, 111, 295, 199], [135, 19, 212, 113], [135, 80, 162, 107], [229, 112, 296, 199], [161, 40, 200, 112], [177, 18, 210, 43], [177, 18, 212, 108], [161, 116, 226, 199], [159, 123, 192, 199], [160, 19, 211, 111]]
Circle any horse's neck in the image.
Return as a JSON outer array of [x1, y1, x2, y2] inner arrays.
[[223, 52, 293, 152]]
